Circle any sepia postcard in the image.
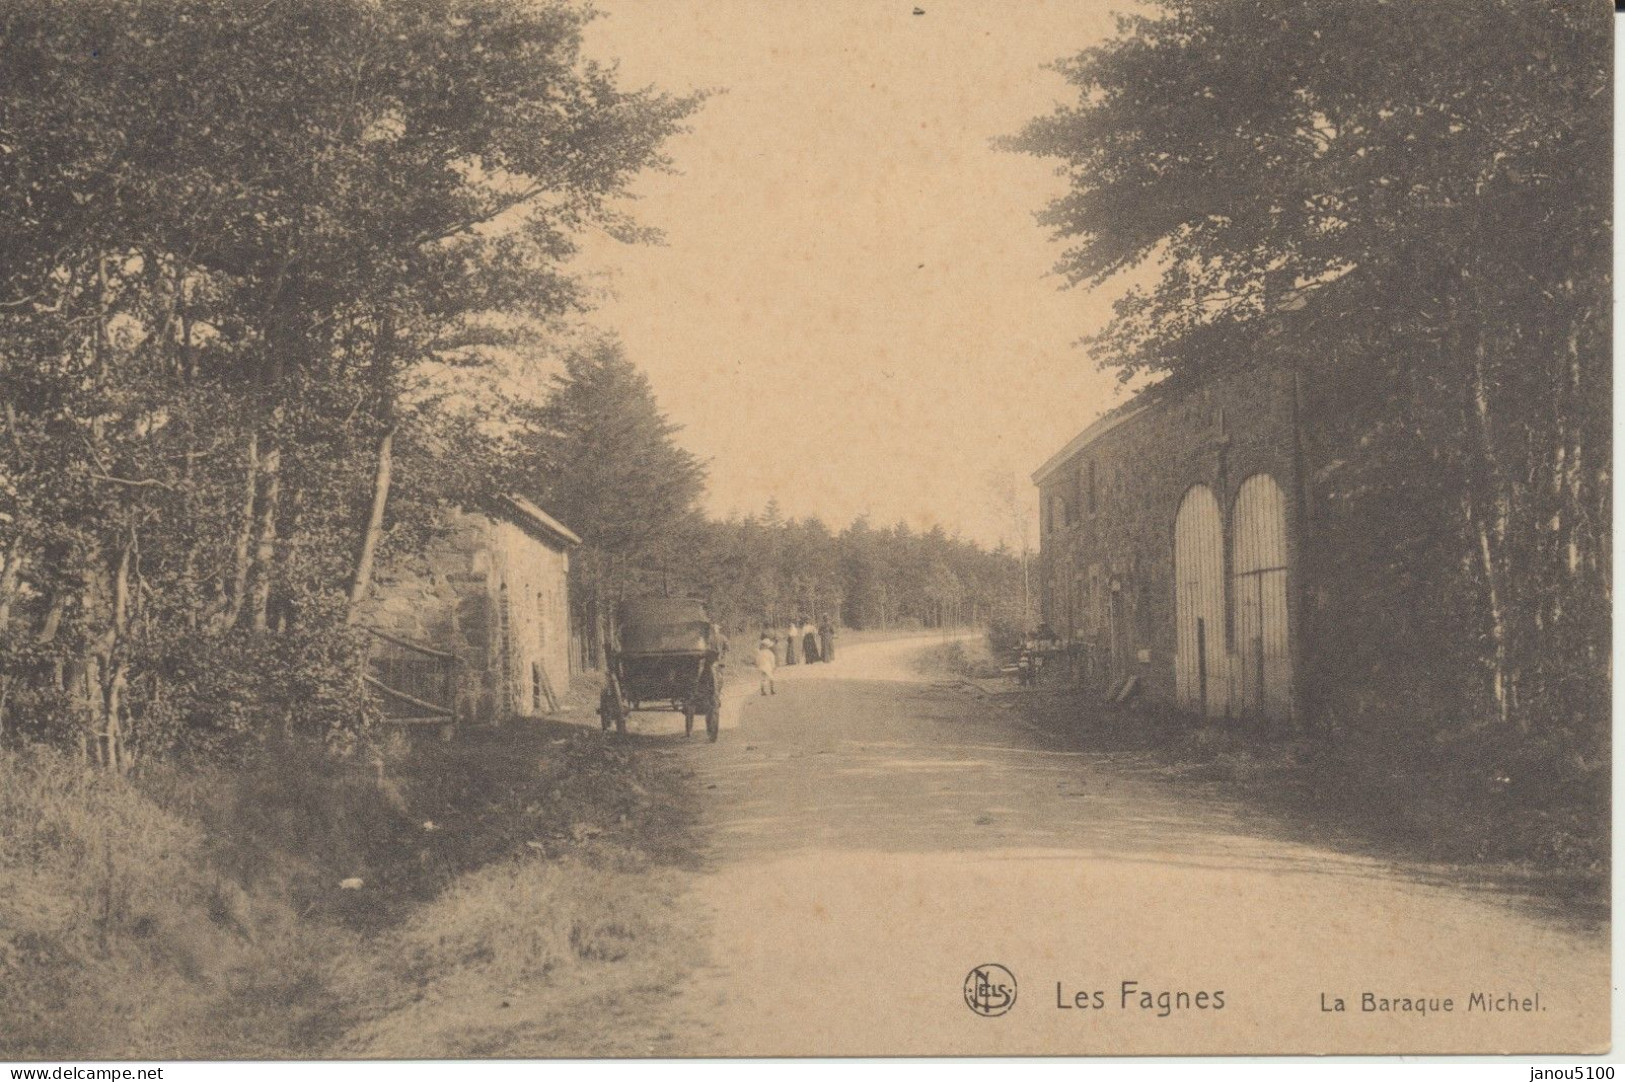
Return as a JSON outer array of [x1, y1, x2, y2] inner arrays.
[[0, 0, 1609, 1062]]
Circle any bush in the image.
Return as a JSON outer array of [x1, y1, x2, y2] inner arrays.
[[0, 704, 703, 1058], [132, 606, 377, 761], [0, 586, 378, 766], [985, 612, 1025, 657]]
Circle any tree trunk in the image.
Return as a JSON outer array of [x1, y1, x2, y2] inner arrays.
[[79, 656, 102, 768], [104, 659, 129, 774], [221, 431, 259, 630], [1461, 283, 1521, 731], [346, 426, 395, 624], [93, 255, 110, 387], [0, 536, 24, 633], [177, 266, 195, 381], [1464, 491, 1511, 728], [347, 309, 398, 626], [0, 400, 22, 632], [39, 588, 65, 643], [101, 535, 133, 772], [248, 440, 281, 633]]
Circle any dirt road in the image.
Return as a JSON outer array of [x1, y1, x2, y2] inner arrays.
[[631, 636, 1607, 1056]]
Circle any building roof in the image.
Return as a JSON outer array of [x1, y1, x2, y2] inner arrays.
[[1030, 400, 1152, 487], [497, 495, 583, 548], [1032, 285, 1318, 489]]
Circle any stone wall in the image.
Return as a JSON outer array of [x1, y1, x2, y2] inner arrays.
[[363, 507, 572, 724], [1036, 363, 1303, 719], [485, 518, 572, 720]]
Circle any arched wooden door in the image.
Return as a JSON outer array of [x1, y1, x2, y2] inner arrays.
[[1174, 485, 1227, 717], [1232, 474, 1292, 722]]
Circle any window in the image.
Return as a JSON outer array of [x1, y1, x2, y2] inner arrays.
[[532, 662, 543, 712], [1049, 493, 1069, 534], [1086, 461, 1098, 515]]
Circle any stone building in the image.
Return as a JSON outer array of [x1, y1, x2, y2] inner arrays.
[[363, 496, 581, 725], [1032, 363, 1305, 724]]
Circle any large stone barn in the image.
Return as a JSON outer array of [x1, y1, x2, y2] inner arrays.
[[1033, 363, 1306, 725], [362, 496, 582, 726]]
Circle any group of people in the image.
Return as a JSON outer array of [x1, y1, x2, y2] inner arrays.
[[1016, 623, 1061, 686], [754, 616, 836, 696]]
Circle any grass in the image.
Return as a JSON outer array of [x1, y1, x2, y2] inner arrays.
[[331, 852, 702, 1057], [0, 706, 703, 1060], [0, 746, 329, 1059]]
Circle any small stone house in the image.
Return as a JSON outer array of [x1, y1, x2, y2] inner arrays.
[[1033, 362, 1305, 725], [364, 496, 581, 724]]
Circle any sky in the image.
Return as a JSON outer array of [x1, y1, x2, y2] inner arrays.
[[570, 0, 1136, 549]]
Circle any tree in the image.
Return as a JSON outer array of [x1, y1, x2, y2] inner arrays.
[[1003, 0, 1608, 737], [511, 337, 707, 653], [985, 468, 1035, 628], [0, 0, 698, 763]]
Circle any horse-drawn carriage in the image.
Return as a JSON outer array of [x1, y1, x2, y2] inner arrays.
[[598, 597, 725, 741]]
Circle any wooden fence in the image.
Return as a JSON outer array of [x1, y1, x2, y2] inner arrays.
[[363, 627, 458, 733]]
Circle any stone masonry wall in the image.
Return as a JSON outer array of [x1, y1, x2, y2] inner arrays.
[[363, 508, 571, 725], [1037, 363, 1303, 717], [485, 518, 571, 720]]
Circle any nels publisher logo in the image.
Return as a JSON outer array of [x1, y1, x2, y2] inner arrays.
[[964, 963, 1017, 1017]]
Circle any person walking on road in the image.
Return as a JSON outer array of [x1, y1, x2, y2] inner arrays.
[[756, 634, 777, 696], [784, 622, 799, 665], [819, 616, 835, 663], [801, 618, 820, 665]]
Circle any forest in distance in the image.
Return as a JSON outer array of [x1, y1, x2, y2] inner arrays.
[[516, 339, 1026, 656]]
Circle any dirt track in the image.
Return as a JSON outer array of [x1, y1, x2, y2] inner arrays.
[[622, 636, 1608, 1056]]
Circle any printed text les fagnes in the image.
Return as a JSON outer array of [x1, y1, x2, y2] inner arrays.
[[1057, 981, 1226, 1018]]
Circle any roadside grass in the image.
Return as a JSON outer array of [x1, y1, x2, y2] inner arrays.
[[0, 746, 343, 1059], [329, 850, 703, 1057], [0, 746, 211, 1059], [1006, 683, 1608, 916], [0, 708, 701, 1060]]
